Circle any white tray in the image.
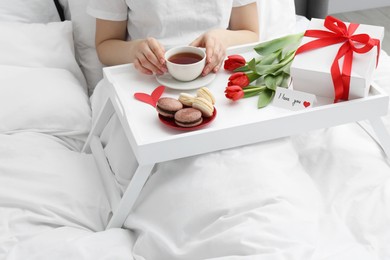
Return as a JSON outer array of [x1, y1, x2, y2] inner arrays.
[[103, 42, 389, 165], [91, 42, 390, 229]]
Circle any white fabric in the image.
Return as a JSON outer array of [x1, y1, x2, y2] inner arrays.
[[87, 52, 390, 260], [87, 0, 257, 49], [257, 0, 297, 41], [57, 0, 298, 94], [85, 20, 390, 260], [5, 228, 135, 260], [0, 21, 87, 90], [0, 65, 91, 137], [0, 0, 60, 23], [126, 139, 321, 259], [59, 0, 104, 95], [100, 114, 138, 193], [0, 133, 112, 259], [1, 3, 390, 259]]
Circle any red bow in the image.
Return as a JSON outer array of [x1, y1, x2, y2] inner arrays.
[[295, 16, 381, 102]]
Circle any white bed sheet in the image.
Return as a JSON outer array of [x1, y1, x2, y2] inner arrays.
[[0, 132, 136, 260]]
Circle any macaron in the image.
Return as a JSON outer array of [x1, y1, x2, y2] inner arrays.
[[192, 97, 214, 117], [196, 87, 216, 105], [178, 93, 195, 107], [174, 108, 203, 128], [156, 97, 183, 118]]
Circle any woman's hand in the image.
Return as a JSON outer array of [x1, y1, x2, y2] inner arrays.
[[94, 2, 258, 76], [190, 2, 259, 76], [133, 37, 167, 75], [190, 29, 228, 76], [95, 19, 167, 75]]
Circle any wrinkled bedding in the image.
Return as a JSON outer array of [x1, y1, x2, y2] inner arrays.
[[76, 47, 390, 260], [1, 7, 390, 260]]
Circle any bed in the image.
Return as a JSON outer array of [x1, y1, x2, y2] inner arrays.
[[1, 0, 390, 259]]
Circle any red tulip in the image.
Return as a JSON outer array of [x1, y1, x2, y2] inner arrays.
[[224, 55, 246, 71], [228, 72, 250, 88], [225, 85, 245, 101]]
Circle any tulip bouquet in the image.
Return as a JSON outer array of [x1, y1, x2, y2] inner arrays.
[[224, 33, 304, 108]]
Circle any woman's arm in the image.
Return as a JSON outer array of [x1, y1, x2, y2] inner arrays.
[[191, 2, 259, 75], [95, 19, 166, 75], [227, 2, 259, 45], [94, 2, 258, 76]]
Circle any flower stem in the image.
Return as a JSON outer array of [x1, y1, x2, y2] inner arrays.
[[243, 85, 267, 98]]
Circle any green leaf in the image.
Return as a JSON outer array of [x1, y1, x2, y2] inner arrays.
[[282, 61, 292, 74], [233, 56, 263, 72], [243, 85, 266, 98], [259, 49, 282, 65], [264, 74, 284, 90], [254, 33, 304, 56], [255, 76, 265, 86], [247, 58, 257, 72], [234, 65, 250, 72], [253, 63, 282, 75], [257, 89, 275, 109], [279, 73, 291, 88], [264, 74, 277, 90], [254, 50, 295, 75], [271, 60, 293, 76]]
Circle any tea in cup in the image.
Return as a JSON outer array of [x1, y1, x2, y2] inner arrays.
[[165, 46, 206, 82]]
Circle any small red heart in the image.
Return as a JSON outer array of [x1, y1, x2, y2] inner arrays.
[[151, 85, 165, 103], [303, 101, 311, 108], [134, 93, 155, 106], [134, 85, 165, 107]]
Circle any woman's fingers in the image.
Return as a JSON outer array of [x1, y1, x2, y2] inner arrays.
[[147, 37, 166, 66], [133, 58, 153, 75], [203, 39, 225, 75], [135, 38, 167, 75], [137, 52, 165, 75], [191, 31, 226, 76], [134, 33, 227, 76]]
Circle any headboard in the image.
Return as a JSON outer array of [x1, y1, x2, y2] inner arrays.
[[54, 0, 65, 21], [294, 0, 330, 19]]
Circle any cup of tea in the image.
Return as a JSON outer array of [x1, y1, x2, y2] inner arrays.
[[165, 46, 206, 82]]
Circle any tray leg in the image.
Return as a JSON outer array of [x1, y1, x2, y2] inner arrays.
[[106, 163, 155, 229], [82, 98, 115, 153]]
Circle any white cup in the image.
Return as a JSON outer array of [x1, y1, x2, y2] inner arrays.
[[165, 46, 206, 82]]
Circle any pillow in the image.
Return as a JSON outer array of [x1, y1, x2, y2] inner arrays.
[[0, 65, 91, 136], [0, 21, 87, 90], [0, 0, 60, 23], [59, 0, 104, 95], [257, 0, 297, 41], [0, 132, 111, 236]]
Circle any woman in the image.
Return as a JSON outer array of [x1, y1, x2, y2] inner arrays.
[[87, 0, 259, 77]]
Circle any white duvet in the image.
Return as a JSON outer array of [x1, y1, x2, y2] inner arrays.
[[2, 54, 388, 260]]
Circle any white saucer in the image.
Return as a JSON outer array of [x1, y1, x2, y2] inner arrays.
[[156, 73, 216, 90]]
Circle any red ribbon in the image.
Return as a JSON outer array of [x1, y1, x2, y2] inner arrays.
[[295, 16, 381, 102]]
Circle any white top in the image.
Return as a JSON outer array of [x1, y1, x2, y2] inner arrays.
[[87, 0, 256, 49]]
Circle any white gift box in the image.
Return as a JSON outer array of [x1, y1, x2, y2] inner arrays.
[[291, 18, 384, 100]]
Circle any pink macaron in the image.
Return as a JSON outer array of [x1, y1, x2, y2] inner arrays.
[[156, 97, 183, 118], [174, 108, 203, 127]]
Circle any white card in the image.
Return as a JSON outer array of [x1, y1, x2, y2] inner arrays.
[[273, 87, 316, 111]]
